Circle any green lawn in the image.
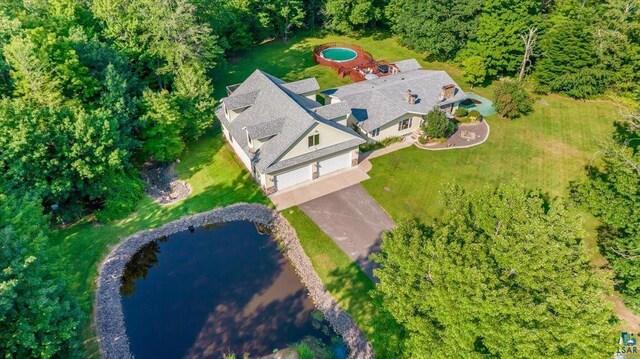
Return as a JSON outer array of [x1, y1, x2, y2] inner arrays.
[[282, 207, 405, 358], [49, 124, 267, 357], [361, 96, 622, 223]]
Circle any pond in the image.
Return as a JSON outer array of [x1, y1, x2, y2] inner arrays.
[[120, 220, 339, 358]]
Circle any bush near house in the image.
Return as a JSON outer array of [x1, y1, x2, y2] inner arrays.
[[494, 81, 534, 119], [453, 107, 469, 117], [359, 136, 403, 153], [422, 108, 450, 139]]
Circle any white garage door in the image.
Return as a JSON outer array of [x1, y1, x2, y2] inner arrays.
[[275, 165, 313, 191], [318, 152, 352, 176]]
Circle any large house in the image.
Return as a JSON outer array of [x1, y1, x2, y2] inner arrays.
[[216, 70, 365, 193], [321, 59, 467, 141], [217, 61, 466, 193]]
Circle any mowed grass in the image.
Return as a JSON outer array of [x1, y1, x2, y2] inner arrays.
[[361, 96, 623, 223], [213, 31, 463, 98], [282, 207, 405, 359], [49, 124, 267, 356]]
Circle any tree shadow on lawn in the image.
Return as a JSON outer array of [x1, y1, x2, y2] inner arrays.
[[212, 39, 316, 99], [325, 261, 407, 359]]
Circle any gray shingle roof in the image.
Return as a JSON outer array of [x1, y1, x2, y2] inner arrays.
[[322, 69, 467, 133], [245, 118, 285, 140], [222, 90, 259, 110], [393, 58, 422, 72], [216, 70, 363, 174], [312, 101, 351, 120], [282, 78, 320, 95]]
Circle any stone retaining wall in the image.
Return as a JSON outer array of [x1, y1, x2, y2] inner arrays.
[[94, 203, 373, 359]]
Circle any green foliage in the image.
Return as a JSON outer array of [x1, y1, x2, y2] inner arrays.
[[0, 97, 138, 221], [493, 81, 533, 119], [572, 114, 640, 311], [468, 109, 481, 118], [0, 194, 81, 358], [535, 10, 605, 99], [94, 170, 145, 223], [140, 90, 186, 162], [386, 0, 481, 59], [374, 183, 618, 358], [359, 136, 403, 153], [453, 107, 468, 117], [462, 55, 487, 86], [290, 337, 333, 359], [324, 0, 384, 33], [460, 0, 540, 78], [421, 108, 449, 138]]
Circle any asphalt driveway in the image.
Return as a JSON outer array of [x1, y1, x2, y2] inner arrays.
[[299, 184, 395, 279]]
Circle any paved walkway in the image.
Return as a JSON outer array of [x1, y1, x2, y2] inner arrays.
[[299, 184, 395, 280], [269, 166, 370, 210]]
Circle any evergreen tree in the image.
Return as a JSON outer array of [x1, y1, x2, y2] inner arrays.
[[535, 6, 606, 98], [421, 108, 449, 139], [374, 183, 618, 358]]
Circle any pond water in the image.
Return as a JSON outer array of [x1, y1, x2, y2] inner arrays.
[[121, 221, 336, 358]]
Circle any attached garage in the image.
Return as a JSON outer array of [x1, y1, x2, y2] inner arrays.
[[274, 164, 313, 191], [318, 152, 352, 176]]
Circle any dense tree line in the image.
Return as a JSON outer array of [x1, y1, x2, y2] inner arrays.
[[387, 0, 640, 99], [573, 111, 640, 313]]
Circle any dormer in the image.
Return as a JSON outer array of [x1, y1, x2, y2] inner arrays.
[[222, 90, 259, 122], [245, 118, 285, 153]]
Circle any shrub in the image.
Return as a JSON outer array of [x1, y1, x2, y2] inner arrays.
[[418, 135, 429, 144], [453, 107, 468, 117], [422, 109, 449, 138], [493, 81, 534, 119], [359, 136, 403, 153], [468, 110, 481, 119]]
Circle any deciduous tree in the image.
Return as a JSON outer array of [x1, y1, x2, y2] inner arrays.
[[386, 0, 481, 59], [374, 183, 618, 358], [0, 194, 81, 358]]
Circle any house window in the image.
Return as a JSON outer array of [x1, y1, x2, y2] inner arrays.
[[371, 128, 380, 137], [398, 118, 412, 131], [308, 134, 320, 147]]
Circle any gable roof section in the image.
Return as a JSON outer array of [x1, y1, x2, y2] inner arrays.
[[393, 58, 422, 72], [222, 90, 259, 110], [321, 69, 467, 132], [312, 101, 352, 120], [217, 70, 363, 174], [282, 78, 320, 94]]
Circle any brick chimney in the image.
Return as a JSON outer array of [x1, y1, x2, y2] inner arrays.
[[441, 84, 455, 101], [406, 89, 416, 104]]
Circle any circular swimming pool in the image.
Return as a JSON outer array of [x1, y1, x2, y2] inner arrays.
[[320, 47, 358, 62]]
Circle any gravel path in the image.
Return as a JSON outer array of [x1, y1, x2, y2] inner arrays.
[[94, 203, 373, 359]]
